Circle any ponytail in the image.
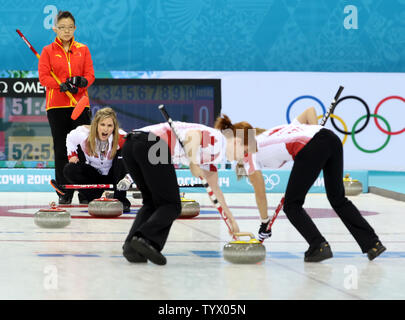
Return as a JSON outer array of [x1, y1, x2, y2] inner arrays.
[[214, 114, 234, 131], [215, 114, 266, 137], [214, 114, 257, 150], [215, 114, 256, 180]]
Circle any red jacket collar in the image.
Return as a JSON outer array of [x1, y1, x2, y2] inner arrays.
[[55, 36, 75, 51]]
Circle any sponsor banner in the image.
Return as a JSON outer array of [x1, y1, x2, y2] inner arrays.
[[0, 168, 54, 192], [0, 78, 45, 97], [0, 169, 368, 193]]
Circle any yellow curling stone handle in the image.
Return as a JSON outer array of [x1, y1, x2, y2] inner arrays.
[[343, 173, 358, 182], [230, 232, 261, 244], [181, 197, 196, 202]]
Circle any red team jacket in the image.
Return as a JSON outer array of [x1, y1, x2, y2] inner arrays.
[[38, 37, 95, 111]]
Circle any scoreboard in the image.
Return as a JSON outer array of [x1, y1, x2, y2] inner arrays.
[[87, 79, 221, 131], [0, 78, 221, 167]]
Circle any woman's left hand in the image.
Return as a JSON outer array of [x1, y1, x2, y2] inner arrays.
[[69, 156, 79, 163]]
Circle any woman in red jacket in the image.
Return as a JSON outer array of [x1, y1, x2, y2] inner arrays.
[[38, 10, 95, 204]]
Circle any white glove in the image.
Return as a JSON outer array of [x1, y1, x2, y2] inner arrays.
[[117, 176, 132, 191]]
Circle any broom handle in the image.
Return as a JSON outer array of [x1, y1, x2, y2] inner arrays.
[[49, 179, 203, 195]]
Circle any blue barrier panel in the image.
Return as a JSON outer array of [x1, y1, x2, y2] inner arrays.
[[0, 168, 54, 192], [0, 168, 368, 193], [178, 169, 369, 193]]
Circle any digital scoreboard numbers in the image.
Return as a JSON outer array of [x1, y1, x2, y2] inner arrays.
[[6, 97, 47, 121], [87, 79, 221, 131], [8, 136, 54, 161], [2, 94, 50, 163]]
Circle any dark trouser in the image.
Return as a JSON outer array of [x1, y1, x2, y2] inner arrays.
[[283, 129, 379, 253], [122, 131, 181, 251], [47, 107, 91, 198], [63, 150, 127, 202]]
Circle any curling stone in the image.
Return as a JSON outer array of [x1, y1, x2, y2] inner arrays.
[[88, 197, 123, 218], [179, 196, 200, 219], [223, 232, 266, 264], [34, 203, 71, 228], [343, 173, 363, 196]]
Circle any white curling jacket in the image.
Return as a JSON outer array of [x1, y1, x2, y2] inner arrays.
[[66, 125, 127, 175]]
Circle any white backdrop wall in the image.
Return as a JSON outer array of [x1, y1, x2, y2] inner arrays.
[[148, 71, 405, 171]]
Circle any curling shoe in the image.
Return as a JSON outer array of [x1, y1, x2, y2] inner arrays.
[[367, 241, 386, 261], [123, 242, 147, 263], [304, 241, 333, 262], [130, 236, 167, 265], [58, 193, 72, 205]]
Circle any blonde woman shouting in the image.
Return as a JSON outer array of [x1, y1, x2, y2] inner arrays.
[[63, 107, 131, 211]]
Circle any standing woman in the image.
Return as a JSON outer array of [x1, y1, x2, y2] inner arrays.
[[215, 108, 386, 262], [118, 121, 240, 265], [38, 10, 95, 204], [63, 107, 131, 211]]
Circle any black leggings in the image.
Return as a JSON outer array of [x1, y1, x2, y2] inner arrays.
[[122, 132, 181, 251], [283, 129, 379, 253], [47, 107, 91, 197]]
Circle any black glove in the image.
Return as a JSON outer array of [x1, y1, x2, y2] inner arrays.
[[67, 76, 88, 88], [258, 218, 272, 242], [60, 81, 78, 94]]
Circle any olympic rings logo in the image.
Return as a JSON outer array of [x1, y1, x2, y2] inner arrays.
[[286, 95, 404, 153], [246, 173, 280, 191]]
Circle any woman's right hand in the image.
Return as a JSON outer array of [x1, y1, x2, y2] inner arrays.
[[69, 156, 79, 163], [229, 217, 240, 236]]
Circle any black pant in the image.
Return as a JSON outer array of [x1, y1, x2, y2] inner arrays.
[[47, 107, 91, 198], [283, 129, 379, 253], [122, 131, 181, 251], [63, 151, 127, 202]]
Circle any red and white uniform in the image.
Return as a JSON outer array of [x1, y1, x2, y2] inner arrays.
[[139, 122, 227, 171], [66, 125, 127, 175], [243, 118, 323, 175]]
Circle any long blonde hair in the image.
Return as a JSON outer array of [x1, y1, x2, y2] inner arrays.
[[86, 107, 120, 159]]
